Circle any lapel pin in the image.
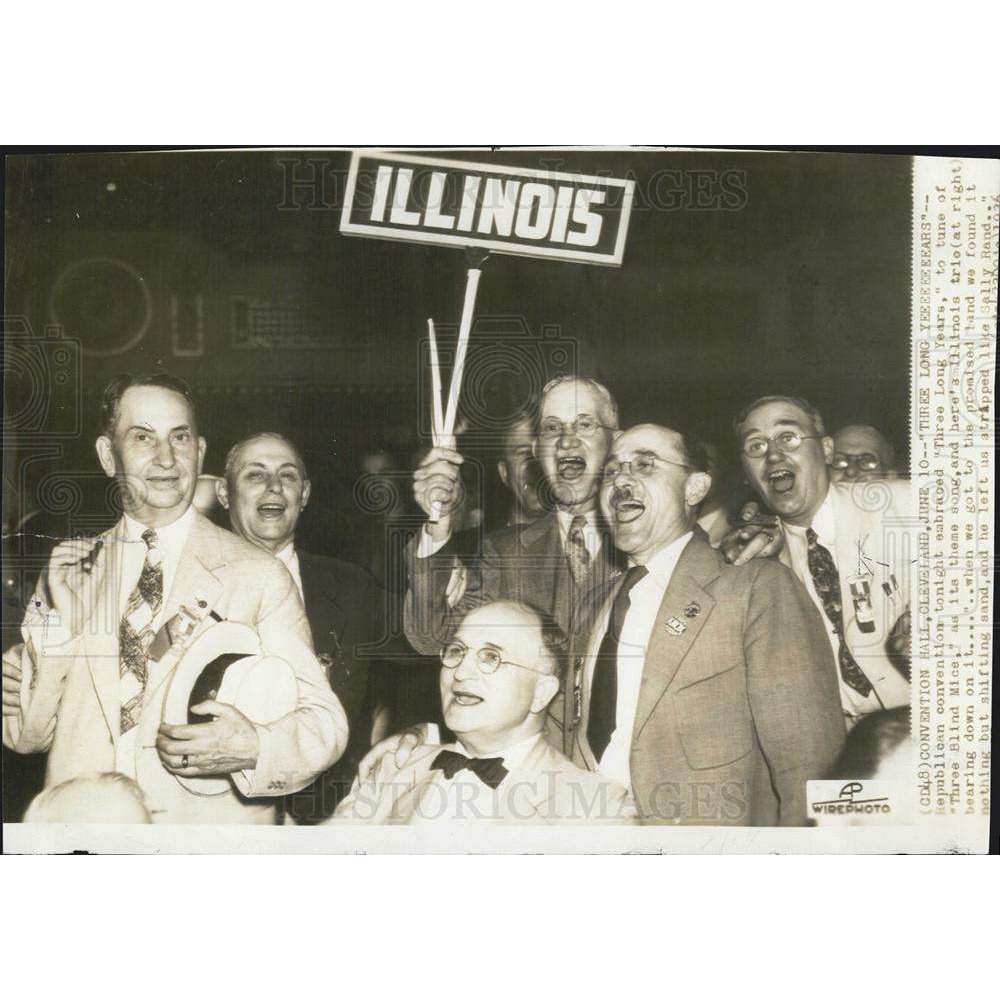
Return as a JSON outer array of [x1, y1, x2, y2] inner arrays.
[[684, 601, 701, 619], [665, 617, 687, 636]]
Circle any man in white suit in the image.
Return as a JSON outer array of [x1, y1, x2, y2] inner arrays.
[[334, 600, 633, 824], [2, 373, 348, 824], [721, 395, 912, 724]]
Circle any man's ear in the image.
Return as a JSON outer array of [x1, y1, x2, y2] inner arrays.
[[530, 672, 560, 715], [95, 436, 116, 478], [301, 478, 312, 510], [215, 477, 230, 510], [821, 435, 835, 465], [197, 436, 207, 475], [497, 460, 510, 489], [684, 471, 712, 508]]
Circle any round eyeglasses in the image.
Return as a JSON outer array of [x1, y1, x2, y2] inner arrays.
[[832, 453, 882, 471], [602, 454, 691, 481], [439, 639, 548, 676], [538, 415, 608, 441], [742, 430, 822, 459]]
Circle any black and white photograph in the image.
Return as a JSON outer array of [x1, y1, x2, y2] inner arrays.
[[1, 146, 995, 853]]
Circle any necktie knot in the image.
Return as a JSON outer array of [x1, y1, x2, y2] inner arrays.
[[806, 527, 818, 547], [622, 564, 648, 595], [141, 528, 159, 549], [431, 748, 508, 789]]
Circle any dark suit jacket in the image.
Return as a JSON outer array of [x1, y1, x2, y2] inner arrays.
[[284, 549, 387, 822], [404, 511, 625, 656], [550, 529, 847, 826]]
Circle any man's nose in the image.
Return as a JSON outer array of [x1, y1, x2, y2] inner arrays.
[[557, 426, 581, 448], [764, 444, 784, 464], [842, 460, 859, 479], [265, 474, 283, 494], [155, 439, 176, 467], [452, 649, 478, 681]]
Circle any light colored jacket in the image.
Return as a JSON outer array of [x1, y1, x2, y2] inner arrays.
[[4, 512, 348, 824], [554, 530, 846, 826], [332, 735, 635, 824]]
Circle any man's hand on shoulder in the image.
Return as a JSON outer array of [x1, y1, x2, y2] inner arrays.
[[357, 723, 432, 781], [720, 501, 785, 566]]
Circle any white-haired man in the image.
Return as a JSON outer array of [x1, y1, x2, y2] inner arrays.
[[404, 376, 624, 655]]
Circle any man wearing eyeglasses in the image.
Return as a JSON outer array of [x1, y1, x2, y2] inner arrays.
[[404, 376, 624, 656], [331, 601, 633, 823], [723, 396, 911, 723], [830, 424, 897, 483], [558, 422, 844, 825]]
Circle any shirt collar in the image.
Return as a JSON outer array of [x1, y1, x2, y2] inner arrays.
[[631, 529, 693, 587], [784, 486, 836, 546], [455, 732, 543, 771], [122, 503, 195, 555], [556, 508, 598, 536], [274, 541, 299, 573]]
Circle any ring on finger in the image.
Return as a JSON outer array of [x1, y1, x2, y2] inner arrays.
[[181, 754, 190, 769]]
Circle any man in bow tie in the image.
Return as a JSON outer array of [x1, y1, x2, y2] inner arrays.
[[559, 423, 845, 825], [332, 600, 633, 823]]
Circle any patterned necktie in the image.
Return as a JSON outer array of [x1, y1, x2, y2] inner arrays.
[[119, 528, 164, 734], [587, 564, 648, 760], [805, 527, 873, 697], [566, 514, 591, 586], [430, 749, 508, 789]]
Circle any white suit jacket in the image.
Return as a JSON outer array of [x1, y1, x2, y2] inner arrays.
[[332, 736, 635, 824], [3, 512, 349, 824], [778, 479, 913, 710]]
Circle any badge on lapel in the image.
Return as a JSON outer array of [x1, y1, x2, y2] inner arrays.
[[665, 601, 701, 636]]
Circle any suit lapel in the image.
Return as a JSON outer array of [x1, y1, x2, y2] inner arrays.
[[145, 515, 225, 698], [632, 534, 720, 739], [84, 521, 127, 744], [299, 553, 346, 636]]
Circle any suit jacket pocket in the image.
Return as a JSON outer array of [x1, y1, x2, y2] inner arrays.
[[674, 666, 753, 770]]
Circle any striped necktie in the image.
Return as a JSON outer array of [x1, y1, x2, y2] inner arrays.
[[119, 528, 164, 734], [805, 527, 873, 697], [566, 514, 591, 586]]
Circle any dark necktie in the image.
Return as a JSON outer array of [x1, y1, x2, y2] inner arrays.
[[430, 749, 508, 789], [565, 514, 591, 586], [587, 564, 648, 760], [805, 527, 873, 697]]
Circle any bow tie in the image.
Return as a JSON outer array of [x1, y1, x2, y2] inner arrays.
[[430, 749, 508, 789]]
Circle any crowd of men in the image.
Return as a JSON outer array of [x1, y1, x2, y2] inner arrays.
[[2, 371, 912, 827]]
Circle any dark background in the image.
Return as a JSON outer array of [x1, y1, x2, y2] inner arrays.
[[4, 147, 912, 551], [1, 148, 913, 820]]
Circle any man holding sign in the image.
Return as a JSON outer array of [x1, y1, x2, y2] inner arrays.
[[404, 376, 624, 656]]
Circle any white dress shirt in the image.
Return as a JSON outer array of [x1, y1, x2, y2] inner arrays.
[[590, 530, 693, 790], [275, 542, 304, 603], [410, 732, 544, 823], [782, 488, 881, 722], [115, 505, 196, 775]]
